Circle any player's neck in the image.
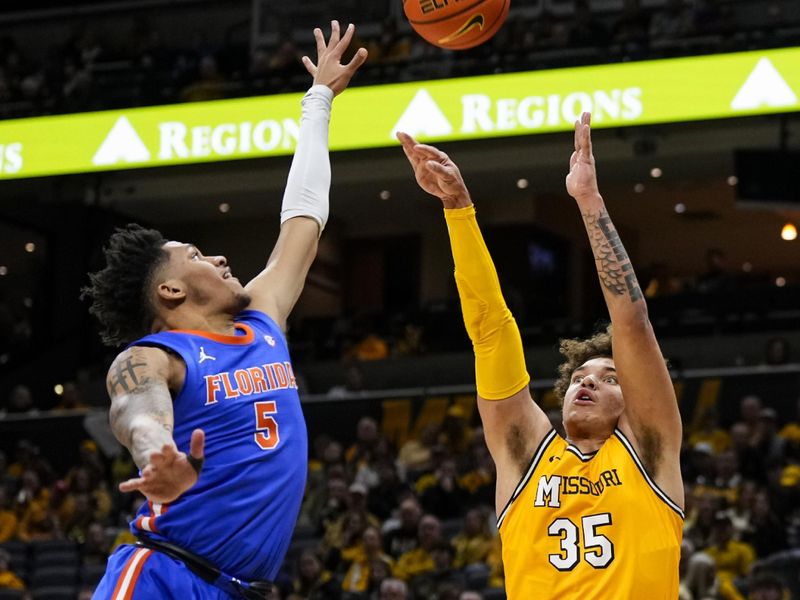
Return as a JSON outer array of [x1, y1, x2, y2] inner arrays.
[[152, 309, 237, 336], [564, 430, 613, 454]]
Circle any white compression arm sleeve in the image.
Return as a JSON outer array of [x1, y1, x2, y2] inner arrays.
[[280, 84, 334, 233]]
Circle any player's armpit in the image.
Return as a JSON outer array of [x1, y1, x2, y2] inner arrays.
[[107, 345, 176, 470], [478, 388, 551, 516]]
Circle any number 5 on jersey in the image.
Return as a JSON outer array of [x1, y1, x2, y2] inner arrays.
[[548, 513, 614, 570], [254, 401, 280, 450]]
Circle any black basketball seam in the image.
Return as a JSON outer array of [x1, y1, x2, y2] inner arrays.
[[443, 0, 508, 48], [407, 0, 491, 25]]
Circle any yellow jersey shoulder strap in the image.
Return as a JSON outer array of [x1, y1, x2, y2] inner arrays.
[[612, 428, 685, 519]]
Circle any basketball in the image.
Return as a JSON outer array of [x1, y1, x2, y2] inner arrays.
[[404, 0, 510, 50]]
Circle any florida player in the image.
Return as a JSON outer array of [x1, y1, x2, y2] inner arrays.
[[397, 113, 683, 598], [83, 23, 367, 599]]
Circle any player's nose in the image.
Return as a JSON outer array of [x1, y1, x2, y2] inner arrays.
[[213, 255, 227, 267], [581, 374, 598, 389]]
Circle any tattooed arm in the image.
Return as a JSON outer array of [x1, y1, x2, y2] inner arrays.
[[107, 346, 205, 504], [566, 112, 683, 506]]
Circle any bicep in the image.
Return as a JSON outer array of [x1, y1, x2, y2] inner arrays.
[[613, 318, 682, 455], [245, 217, 320, 327], [107, 346, 174, 450]]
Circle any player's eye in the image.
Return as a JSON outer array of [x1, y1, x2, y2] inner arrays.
[[191, 251, 200, 260], [572, 375, 583, 384], [605, 376, 618, 384]]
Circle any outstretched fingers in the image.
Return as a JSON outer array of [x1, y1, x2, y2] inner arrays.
[[328, 20, 341, 48], [576, 111, 593, 157], [335, 23, 355, 55], [413, 143, 449, 163], [346, 47, 368, 72], [426, 160, 456, 182], [190, 429, 205, 459]]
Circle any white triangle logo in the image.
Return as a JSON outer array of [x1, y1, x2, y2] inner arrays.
[[390, 89, 453, 139], [92, 116, 151, 166], [731, 58, 798, 111]]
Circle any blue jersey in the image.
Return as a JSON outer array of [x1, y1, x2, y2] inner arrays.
[[128, 309, 307, 582]]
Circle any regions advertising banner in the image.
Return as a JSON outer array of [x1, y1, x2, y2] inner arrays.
[[0, 46, 798, 179]]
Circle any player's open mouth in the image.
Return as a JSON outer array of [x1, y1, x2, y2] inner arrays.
[[574, 391, 596, 405], [222, 268, 233, 280]]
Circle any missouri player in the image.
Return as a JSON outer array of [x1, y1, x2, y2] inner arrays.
[[84, 23, 367, 599], [397, 113, 683, 599]]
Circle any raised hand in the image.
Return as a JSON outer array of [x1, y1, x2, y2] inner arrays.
[[119, 429, 205, 504], [302, 21, 368, 96], [566, 112, 601, 202], [396, 131, 471, 209]]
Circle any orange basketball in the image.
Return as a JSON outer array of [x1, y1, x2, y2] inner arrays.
[[404, 0, 510, 50]]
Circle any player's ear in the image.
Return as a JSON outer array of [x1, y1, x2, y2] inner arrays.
[[156, 279, 187, 301]]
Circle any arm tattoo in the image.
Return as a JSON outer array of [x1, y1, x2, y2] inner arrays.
[[582, 209, 643, 303], [107, 347, 175, 469], [107, 349, 149, 394]]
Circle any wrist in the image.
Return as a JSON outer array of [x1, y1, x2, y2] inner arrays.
[[441, 192, 472, 209], [573, 192, 604, 208]]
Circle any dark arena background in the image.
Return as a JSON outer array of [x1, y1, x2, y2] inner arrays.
[[0, 0, 799, 598]]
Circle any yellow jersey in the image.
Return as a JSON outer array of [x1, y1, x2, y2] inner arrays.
[[498, 429, 683, 599]]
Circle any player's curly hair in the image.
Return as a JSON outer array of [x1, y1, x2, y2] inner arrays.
[[82, 224, 169, 347], [553, 324, 613, 400]]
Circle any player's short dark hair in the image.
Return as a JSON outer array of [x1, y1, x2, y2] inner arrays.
[[553, 324, 613, 400], [82, 224, 169, 347]]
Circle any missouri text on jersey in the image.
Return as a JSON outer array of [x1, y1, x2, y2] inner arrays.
[[534, 469, 623, 508]]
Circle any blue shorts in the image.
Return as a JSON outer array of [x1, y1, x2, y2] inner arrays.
[[92, 544, 234, 599]]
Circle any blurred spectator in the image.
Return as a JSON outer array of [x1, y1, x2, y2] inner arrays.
[[763, 337, 791, 366], [418, 458, 468, 519], [181, 54, 225, 102], [778, 398, 800, 445], [328, 364, 367, 398], [705, 514, 755, 597], [0, 486, 17, 543], [346, 417, 381, 468], [367, 18, 412, 64], [459, 593, 483, 600], [735, 396, 763, 444], [439, 405, 474, 455], [83, 521, 111, 564], [689, 409, 731, 455], [747, 573, 789, 600], [410, 541, 465, 600], [384, 497, 423, 559], [16, 471, 57, 542], [0, 549, 24, 590], [368, 461, 410, 521], [379, 578, 408, 600], [729, 422, 764, 482], [458, 442, 495, 508], [290, 549, 341, 600], [341, 525, 394, 594], [394, 322, 426, 357], [365, 556, 394, 599], [397, 425, 440, 478], [349, 332, 390, 362], [6, 385, 37, 415], [393, 514, 442, 581], [742, 491, 787, 557], [452, 508, 493, 569]]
